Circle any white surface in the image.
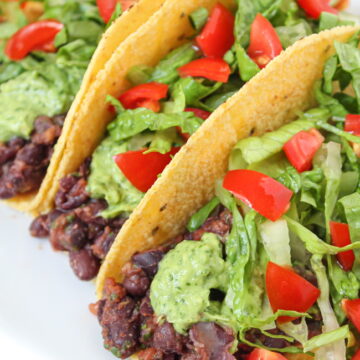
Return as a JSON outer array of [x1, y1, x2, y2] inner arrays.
[[1, 2, 360, 359], [0, 206, 114, 360]]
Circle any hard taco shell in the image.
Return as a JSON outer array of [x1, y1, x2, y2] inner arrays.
[[95, 24, 360, 298], [4, 0, 167, 213]]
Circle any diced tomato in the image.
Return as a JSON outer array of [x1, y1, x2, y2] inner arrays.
[[345, 114, 360, 136], [247, 14, 283, 69], [352, 349, 360, 360], [97, 0, 137, 23], [178, 58, 231, 83], [330, 221, 355, 271], [196, 3, 235, 58], [5, 20, 63, 60], [223, 169, 293, 221], [332, 0, 349, 11], [185, 108, 211, 120], [266, 262, 320, 323], [118, 82, 169, 110], [114, 147, 180, 192], [248, 348, 288, 360], [33, 39, 56, 53], [297, 0, 338, 19], [327, 0, 349, 11], [342, 299, 360, 333], [136, 99, 161, 112], [283, 128, 324, 173]]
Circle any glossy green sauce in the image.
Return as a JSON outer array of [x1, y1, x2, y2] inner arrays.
[[0, 71, 69, 142], [87, 135, 148, 218], [150, 233, 229, 334]]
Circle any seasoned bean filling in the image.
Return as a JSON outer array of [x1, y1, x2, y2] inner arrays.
[[0, 114, 64, 199], [92, 208, 322, 359], [30, 158, 127, 280]]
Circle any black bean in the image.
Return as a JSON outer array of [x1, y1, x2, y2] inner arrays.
[[33, 115, 53, 133], [132, 250, 164, 278], [30, 214, 49, 237], [17, 143, 47, 166], [153, 322, 184, 354], [55, 175, 89, 211], [123, 268, 150, 297], [50, 215, 88, 251], [69, 248, 100, 280]]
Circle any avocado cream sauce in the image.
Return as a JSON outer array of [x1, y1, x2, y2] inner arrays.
[[87, 135, 149, 219], [0, 71, 71, 142], [150, 233, 229, 334]]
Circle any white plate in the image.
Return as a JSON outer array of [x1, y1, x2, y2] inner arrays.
[[1, 2, 360, 359], [0, 205, 114, 360]]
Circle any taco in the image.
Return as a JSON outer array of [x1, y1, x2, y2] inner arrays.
[[89, 23, 360, 360], [29, 0, 357, 281], [0, 0, 166, 212]]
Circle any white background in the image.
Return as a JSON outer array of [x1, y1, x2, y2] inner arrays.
[[1, 2, 360, 359]]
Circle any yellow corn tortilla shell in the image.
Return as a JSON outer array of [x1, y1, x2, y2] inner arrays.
[[96, 24, 360, 298], [4, 0, 167, 213], [21, 0, 236, 218]]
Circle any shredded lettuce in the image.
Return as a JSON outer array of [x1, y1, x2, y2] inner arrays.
[[319, 12, 356, 31], [276, 20, 312, 48], [149, 43, 198, 84], [189, 7, 209, 31], [334, 41, 360, 112], [234, 42, 260, 82], [108, 108, 203, 142], [260, 220, 291, 266], [229, 120, 314, 167], [172, 77, 222, 108], [303, 325, 349, 353], [339, 193, 360, 280], [311, 256, 347, 360], [285, 216, 360, 255], [313, 142, 342, 239], [186, 197, 220, 232]]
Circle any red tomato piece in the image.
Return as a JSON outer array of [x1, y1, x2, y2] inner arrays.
[[297, 0, 338, 19], [327, 0, 349, 11], [266, 262, 320, 323], [135, 99, 161, 112], [196, 3, 235, 58], [283, 128, 324, 173], [118, 82, 169, 109], [223, 169, 293, 221], [97, 0, 137, 23], [342, 298, 360, 332], [352, 349, 360, 360], [5, 19, 63, 60], [330, 221, 355, 271], [114, 147, 180, 192], [185, 107, 211, 120], [345, 114, 360, 136], [33, 39, 56, 53], [178, 58, 231, 83], [332, 0, 349, 11], [248, 348, 288, 360], [247, 14, 283, 69]]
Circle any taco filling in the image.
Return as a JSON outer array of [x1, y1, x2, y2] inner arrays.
[[0, 0, 138, 199], [30, 0, 356, 281], [92, 33, 360, 359]]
